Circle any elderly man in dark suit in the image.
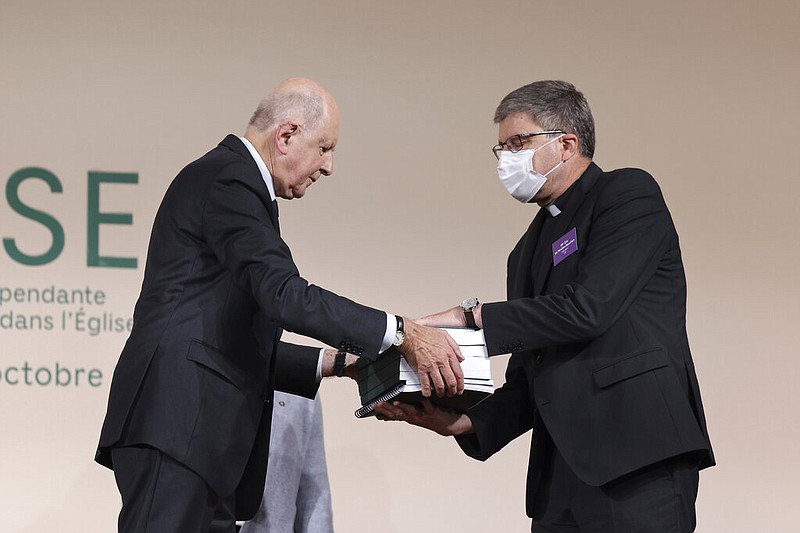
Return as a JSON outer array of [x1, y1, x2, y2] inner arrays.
[[95, 77, 464, 533], [375, 80, 714, 532]]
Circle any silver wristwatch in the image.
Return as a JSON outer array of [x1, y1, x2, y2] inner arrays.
[[460, 297, 479, 328], [392, 316, 405, 346]]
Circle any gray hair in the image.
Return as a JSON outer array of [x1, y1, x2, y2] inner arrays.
[[248, 90, 325, 133], [494, 80, 595, 158]]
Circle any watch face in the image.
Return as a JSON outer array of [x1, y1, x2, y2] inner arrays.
[[461, 297, 478, 310], [393, 330, 405, 346]]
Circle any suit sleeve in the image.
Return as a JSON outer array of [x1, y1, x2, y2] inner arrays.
[[203, 162, 387, 358], [456, 354, 535, 460], [482, 170, 673, 353], [274, 342, 321, 399]]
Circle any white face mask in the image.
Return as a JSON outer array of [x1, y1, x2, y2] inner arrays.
[[496, 135, 564, 203]]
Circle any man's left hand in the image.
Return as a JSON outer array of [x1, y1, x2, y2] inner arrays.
[[373, 399, 474, 437]]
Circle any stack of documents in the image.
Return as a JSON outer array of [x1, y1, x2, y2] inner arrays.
[[354, 327, 494, 418]]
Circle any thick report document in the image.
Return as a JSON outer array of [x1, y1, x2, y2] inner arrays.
[[354, 327, 494, 418]]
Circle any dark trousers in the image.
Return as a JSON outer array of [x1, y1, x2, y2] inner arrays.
[[111, 445, 236, 533], [532, 449, 699, 533]]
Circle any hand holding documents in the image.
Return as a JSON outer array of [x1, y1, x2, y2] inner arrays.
[[355, 327, 493, 418], [397, 319, 464, 397]]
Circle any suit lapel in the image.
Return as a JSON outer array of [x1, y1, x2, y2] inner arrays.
[[508, 210, 548, 300]]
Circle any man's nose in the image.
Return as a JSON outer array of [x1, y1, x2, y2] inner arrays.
[[320, 153, 333, 176]]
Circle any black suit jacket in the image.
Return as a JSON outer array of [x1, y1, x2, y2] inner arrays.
[[457, 163, 714, 518], [96, 135, 387, 518]]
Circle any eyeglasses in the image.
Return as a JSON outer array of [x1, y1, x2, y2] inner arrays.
[[492, 130, 564, 159]]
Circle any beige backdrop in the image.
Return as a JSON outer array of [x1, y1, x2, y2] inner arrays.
[[2, 1, 799, 531]]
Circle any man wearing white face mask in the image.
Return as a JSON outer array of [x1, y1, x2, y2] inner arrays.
[[496, 131, 564, 204], [374, 80, 715, 532]]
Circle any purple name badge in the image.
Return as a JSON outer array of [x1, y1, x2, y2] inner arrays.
[[552, 227, 578, 266]]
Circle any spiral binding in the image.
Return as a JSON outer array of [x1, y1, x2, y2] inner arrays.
[[354, 383, 406, 418]]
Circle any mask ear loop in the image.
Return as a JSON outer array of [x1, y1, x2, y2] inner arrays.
[[543, 160, 564, 178], [537, 134, 566, 177]]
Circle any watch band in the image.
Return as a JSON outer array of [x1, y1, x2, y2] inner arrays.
[[464, 308, 477, 328], [334, 349, 347, 377], [461, 298, 479, 328]]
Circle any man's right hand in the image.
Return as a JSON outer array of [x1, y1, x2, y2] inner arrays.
[[397, 319, 464, 398]]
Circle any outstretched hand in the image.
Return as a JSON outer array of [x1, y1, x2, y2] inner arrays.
[[372, 399, 474, 437], [398, 318, 464, 398]]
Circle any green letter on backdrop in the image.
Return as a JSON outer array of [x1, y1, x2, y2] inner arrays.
[[3, 167, 65, 266], [87, 171, 138, 268]]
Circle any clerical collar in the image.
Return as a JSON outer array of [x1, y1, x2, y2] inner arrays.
[[544, 204, 561, 217], [239, 136, 276, 202], [543, 175, 583, 217]]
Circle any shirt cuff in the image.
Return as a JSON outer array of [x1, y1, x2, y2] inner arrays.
[[315, 348, 325, 382], [380, 313, 397, 354]]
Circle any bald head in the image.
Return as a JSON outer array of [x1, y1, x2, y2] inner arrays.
[[245, 78, 341, 200], [247, 77, 338, 135]]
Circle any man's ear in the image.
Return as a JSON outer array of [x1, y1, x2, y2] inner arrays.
[[560, 133, 580, 161], [274, 122, 300, 156]]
